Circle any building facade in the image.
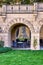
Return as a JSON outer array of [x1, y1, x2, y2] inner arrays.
[[0, 3, 43, 50]]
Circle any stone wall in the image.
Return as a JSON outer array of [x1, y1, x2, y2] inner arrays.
[[0, 3, 43, 50]]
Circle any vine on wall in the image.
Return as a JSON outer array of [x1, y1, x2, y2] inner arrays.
[[33, 37, 37, 49]]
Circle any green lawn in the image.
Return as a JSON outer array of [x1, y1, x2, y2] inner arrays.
[[0, 50, 43, 65]]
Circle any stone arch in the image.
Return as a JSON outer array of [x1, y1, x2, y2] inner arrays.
[[38, 19, 43, 49], [4, 18, 34, 33], [40, 25, 43, 49], [4, 18, 35, 49], [39, 18, 43, 32]]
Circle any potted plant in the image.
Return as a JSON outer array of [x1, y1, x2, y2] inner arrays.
[[16, 37, 28, 42], [18, 37, 25, 42]]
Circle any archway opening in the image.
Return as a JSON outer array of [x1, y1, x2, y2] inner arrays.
[[40, 25, 43, 49], [9, 23, 31, 49]]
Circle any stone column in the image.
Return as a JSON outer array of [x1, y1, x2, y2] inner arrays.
[[31, 32, 40, 50], [4, 33, 11, 47]]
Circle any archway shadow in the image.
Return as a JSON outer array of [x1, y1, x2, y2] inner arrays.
[[10, 23, 31, 49]]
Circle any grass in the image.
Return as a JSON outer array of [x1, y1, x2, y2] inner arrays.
[[0, 50, 43, 65]]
